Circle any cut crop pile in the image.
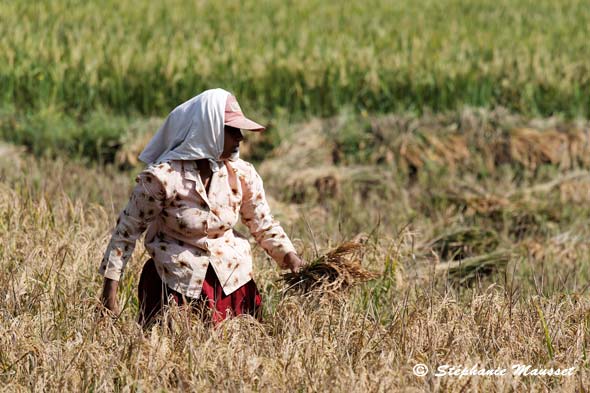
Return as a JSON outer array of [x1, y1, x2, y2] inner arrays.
[[281, 240, 379, 295]]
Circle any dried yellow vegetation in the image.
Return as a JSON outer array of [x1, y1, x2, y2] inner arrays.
[[1, 122, 590, 391]]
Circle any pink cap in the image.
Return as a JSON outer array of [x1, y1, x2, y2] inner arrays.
[[224, 95, 266, 132]]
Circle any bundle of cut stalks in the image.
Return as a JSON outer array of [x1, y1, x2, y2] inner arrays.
[[423, 226, 500, 260], [281, 241, 379, 295], [435, 250, 511, 286]]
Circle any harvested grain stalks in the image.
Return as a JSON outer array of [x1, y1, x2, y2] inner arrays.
[[434, 250, 511, 286], [281, 240, 380, 296], [438, 170, 590, 218], [422, 226, 500, 261]]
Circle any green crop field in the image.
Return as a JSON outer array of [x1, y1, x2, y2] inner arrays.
[[2, 0, 590, 119], [3, 0, 590, 163]]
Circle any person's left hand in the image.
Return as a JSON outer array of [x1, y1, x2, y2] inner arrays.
[[283, 252, 306, 273]]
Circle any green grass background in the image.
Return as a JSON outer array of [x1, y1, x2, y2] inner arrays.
[[3, 0, 590, 117], [1, 0, 589, 161]]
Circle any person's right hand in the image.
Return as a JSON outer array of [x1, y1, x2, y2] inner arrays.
[[100, 278, 120, 316], [283, 252, 306, 274]]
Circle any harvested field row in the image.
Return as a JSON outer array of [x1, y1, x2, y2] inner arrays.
[[1, 139, 590, 390]]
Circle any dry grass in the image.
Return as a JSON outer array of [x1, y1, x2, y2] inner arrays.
[[2, 120, 590, 393]]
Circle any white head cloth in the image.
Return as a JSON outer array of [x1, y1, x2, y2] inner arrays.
[[138, 88, 236, 172]]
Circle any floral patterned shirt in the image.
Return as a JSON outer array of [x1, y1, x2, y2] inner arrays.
[[99, 159, 297, 298]]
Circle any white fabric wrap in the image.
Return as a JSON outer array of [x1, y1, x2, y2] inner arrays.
[[139, 88, 237, 172]]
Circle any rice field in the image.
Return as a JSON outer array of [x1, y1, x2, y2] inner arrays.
[[1, 108, 590, 391], [2, 0, 590, 391], [1, 0, 589, 120], [3, 0, 590, 166]]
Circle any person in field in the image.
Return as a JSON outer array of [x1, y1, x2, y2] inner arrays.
[[99, 88, 305, 327]]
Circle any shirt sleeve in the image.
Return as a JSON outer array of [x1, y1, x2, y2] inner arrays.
[[98, 170, 166, 281], [239, 163, 297, 268]]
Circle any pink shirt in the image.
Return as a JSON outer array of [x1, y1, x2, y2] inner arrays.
[[99, 159, 296, 298]]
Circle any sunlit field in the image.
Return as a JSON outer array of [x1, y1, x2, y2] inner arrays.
[[2, 0, 589, 120], [2, 108, 590, 390], [1, 0, 590, 391]]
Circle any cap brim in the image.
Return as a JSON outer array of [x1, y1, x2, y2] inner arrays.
[[225, 117, 266, 132]]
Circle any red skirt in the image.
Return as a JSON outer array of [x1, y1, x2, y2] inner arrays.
[[137, 258, 262, 328]]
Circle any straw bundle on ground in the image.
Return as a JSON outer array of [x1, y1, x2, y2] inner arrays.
[[509, 127, 570, 170], [423, 226, 500, 261], [281, 240, 379, 296], [442, 182, 510, 216], [434, 250, 511, 286], [397, 130, 471, 173]]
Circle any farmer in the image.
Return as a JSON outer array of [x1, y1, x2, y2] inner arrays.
[[99, 88, 305, 327]]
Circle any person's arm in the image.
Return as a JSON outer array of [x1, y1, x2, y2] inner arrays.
[[239, 163, 305, 272], [99, 170, 167, 314]]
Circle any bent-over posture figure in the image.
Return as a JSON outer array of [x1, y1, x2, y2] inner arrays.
[[99, 88, 304, 326]]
